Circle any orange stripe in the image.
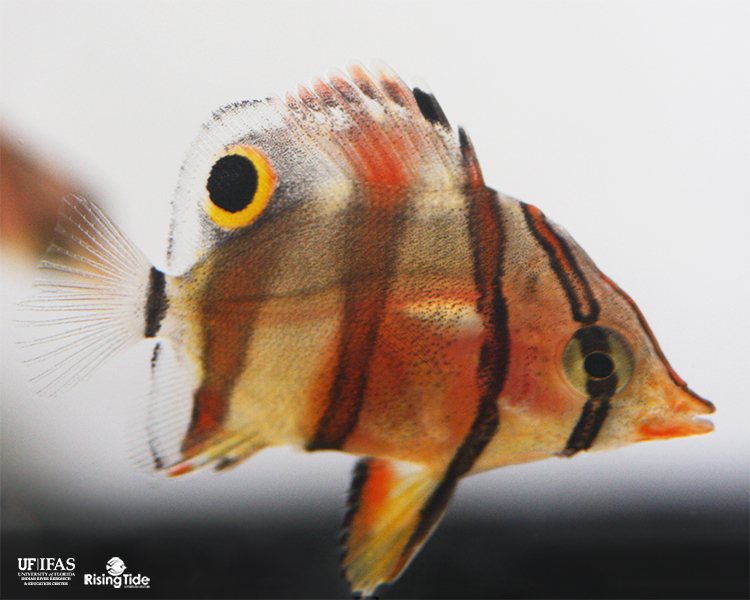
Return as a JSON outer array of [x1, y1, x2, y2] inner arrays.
[[324, 74, 412, 194], [168, 463, 193, 477], [307, 77, 414, 450], [357, 459, 394, 530], [182, 386, 227, 453], [637, 421, 703, 440]]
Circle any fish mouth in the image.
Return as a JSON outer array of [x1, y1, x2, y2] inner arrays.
[[635, 386, 715, 442], [635, 414, 714, 442]]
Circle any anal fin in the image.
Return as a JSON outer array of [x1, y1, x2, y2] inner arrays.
[[341, 457, 455, 597]]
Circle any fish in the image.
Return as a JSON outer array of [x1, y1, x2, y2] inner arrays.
[[17, 62, 715, 597]]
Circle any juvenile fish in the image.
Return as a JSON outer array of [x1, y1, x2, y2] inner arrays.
[[19, 62, 714, 597]]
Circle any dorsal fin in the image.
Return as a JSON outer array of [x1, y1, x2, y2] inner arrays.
[[167, 62, 466, 275], [412, 86, 450, 129]]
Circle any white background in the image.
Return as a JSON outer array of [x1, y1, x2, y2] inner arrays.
[[1, 0, 748, 532]]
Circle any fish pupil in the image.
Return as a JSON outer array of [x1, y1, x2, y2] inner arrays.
[[584, 352, 614, 379], [207, 154, 259, 213]]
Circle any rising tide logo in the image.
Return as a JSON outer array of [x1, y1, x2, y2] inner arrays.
[[83, 557, 150, 589], [17, 557, 76, 586], [107, 557, 126, 576]]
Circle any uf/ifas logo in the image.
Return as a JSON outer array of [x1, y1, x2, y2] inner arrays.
[[17, 558, 75, 571]]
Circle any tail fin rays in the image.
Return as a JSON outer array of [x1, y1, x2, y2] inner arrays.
[[16, 196, 154, 397]]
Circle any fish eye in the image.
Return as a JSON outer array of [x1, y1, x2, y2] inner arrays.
[[583, 352, 614, 379], [203, 145, 277, 229], [562, 326, 633, 395]]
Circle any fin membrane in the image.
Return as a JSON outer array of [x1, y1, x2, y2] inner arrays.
[[128, 339, 268, 476], [16, 196, 153, 397], [341, 457, 455, 597], [127, 339, 196, 472]]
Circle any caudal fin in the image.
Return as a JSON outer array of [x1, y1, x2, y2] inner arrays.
[[16, 196, 155, 396]]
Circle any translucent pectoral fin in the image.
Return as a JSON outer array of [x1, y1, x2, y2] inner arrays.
[[341, 457, 456, 597], [128, 339, 197, 472]]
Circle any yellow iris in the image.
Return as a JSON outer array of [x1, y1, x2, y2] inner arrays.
[[203, 145, 277, 229]]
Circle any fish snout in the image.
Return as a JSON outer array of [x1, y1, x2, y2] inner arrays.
[[634, 385, 714, 442]]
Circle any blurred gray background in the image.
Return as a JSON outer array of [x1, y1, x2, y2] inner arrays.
[[1, 1, 748, 597]]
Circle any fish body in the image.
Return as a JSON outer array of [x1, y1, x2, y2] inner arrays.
[[20, 63, 714, 596]]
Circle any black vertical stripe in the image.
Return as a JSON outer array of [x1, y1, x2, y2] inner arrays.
[[561, 326, 618, 456], [339, 457, 371, 577], [520, 203, 600, 324], [307, 205, 405, 451], [403, 182, 509, 557], [144, 267, 168, 338], [561, 396, 611, 456], [404, 397, 499, 555], [306, 285, 389, 451], [147, 342, 165, 470]]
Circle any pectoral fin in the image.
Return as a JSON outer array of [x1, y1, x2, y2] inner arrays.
[[341, 457, 456, 597]]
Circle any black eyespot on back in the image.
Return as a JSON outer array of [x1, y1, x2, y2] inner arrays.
[[584, 352, 615, 379], [413, 87, 450, 128], [207, 154, 259, 213]]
